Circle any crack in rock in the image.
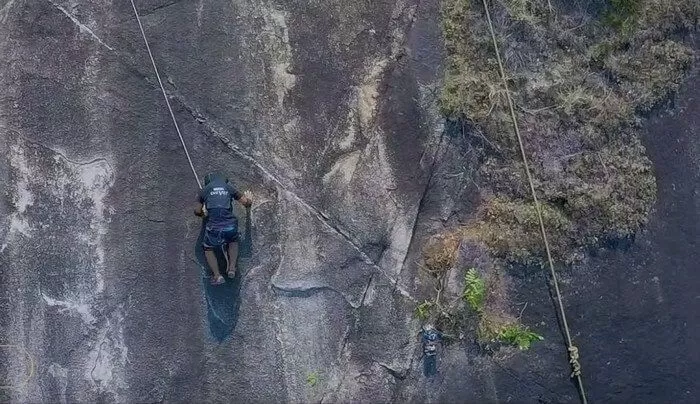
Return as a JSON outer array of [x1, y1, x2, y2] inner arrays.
[[270, 283, 359, 306], [394, 129, 445, 293], [357, 274, 375, 308], [46, 0, 115, 51], [135, 0, 187, 18], [271, 272, 377, 309], [377, 361, 408, 380], [13, 132, 113, 171]]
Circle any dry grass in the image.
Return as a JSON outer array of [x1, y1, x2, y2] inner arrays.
[[417, 231, 463, 328], [604, 40, 694, 111], [464, 198, 573, 266], [503, 0, 545, 25], [423, 231, 462, 276]]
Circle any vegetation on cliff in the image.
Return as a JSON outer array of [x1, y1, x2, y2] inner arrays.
[[441, 0, 696, 267], [418, 0, 697, 348]]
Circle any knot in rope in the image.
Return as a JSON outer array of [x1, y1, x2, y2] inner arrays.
[[568, 345, 582, 378]]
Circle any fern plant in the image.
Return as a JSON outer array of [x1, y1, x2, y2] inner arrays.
[[415, 300, 435, 320], [463, 268, 486, 312]]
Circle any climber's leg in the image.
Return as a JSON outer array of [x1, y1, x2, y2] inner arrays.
[[221, 222, 239, 278], [203, 227, 225, 285], [205, 249, 224, 285]]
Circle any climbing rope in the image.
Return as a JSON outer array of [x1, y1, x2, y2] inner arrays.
[[128, 0, 583, 398], [480, 0, 587, 402], [0, 344, 35, 389], [130, 0, 202, 190]]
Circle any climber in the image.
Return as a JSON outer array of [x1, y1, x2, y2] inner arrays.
[[194, 172, 252, 285]]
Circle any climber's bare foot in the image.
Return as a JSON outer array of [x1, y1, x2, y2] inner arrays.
[[210, 275, 225, 286]]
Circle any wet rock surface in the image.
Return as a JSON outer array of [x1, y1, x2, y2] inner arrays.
[[0, 0, 697, 403]]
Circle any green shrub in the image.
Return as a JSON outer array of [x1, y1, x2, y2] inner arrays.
[[497, 324, 544, 350]]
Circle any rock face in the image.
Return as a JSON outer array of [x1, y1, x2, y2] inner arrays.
[[1, 0, 446, 402], [1, 0, 699, 403]]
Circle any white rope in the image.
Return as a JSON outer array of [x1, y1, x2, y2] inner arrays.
[[129, 0, 202, 189]]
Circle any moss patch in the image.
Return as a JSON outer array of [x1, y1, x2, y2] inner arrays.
[[464, 198, 574, 266]]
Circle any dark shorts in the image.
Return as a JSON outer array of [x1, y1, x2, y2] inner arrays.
[[202, 224, 239, 250]]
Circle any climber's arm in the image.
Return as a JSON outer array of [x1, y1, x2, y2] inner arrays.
[[229, 184, 252, 208], [194, 189, 206, 217], [194, 202, 205, 217]]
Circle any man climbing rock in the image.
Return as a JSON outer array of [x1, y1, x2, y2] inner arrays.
[[194, 172, 252, 285]]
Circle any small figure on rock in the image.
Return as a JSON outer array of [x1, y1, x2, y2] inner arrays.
[[421, 324, 443, 377], [195, 172, 252, 285]]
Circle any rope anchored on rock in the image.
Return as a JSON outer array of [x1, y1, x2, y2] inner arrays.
[[569, 345, 582, 378], [480, 0, 587, 402]]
